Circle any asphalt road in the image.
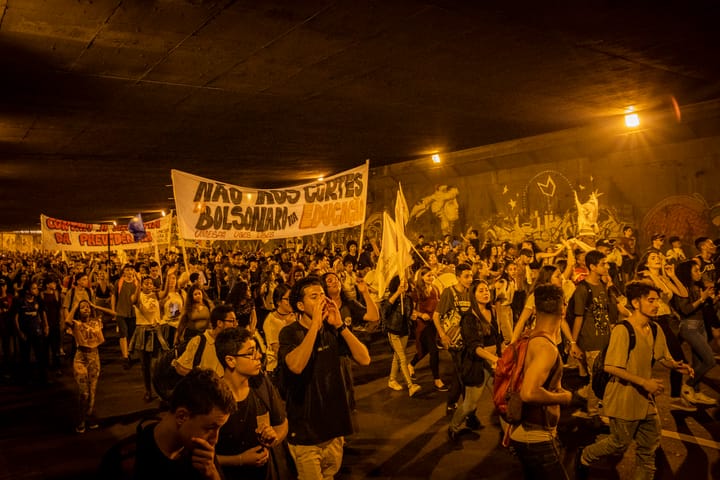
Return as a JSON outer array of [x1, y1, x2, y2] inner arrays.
[[1, 330, 718, 479]]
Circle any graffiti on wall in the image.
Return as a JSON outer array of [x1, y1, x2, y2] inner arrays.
[[641, 194, 720, 247], [408, 185, 460, 236]]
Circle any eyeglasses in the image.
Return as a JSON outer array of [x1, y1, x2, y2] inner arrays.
[[223, 318, 238, 325], [230, 349, 259, 359]]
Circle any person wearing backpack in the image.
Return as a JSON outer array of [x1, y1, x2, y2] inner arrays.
[[434, 263, 473, 415], [508, 284, 576, 479], [576, 282, 694, 480], [214, 327, 292, 480], [569, 250, 620, 418], [174, 305, 239, 379]]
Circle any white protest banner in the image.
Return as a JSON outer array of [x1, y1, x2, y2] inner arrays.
[[172, 162, 368, 241], [41, 214, 171, 252]]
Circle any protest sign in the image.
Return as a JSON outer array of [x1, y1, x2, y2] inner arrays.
[[172, 163, 369, 241], [41, 214, 171, 252]]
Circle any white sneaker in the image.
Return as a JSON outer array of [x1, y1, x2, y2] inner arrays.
[[693, 391, 717, 406], [409, 384, 421, 397], [681, 386, 697, 404], [669, 397, 697, 412], [388, 379, 403, 391]]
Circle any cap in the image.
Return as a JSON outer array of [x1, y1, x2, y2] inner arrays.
[[651, 233, 665, 241]]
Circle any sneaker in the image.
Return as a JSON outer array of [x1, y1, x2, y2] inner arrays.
[[575, 447, 589, 480], [388, 379, 403, 391], [75, 422, 86, 434], [465, 414, 482, 430], [446, 403, 458, 416], [447, 426, 460, 443], [681, 385, 697, 404], [434, 382, 449, 392], [407, 364, 416, 380], [669, 397, 697, 412], [693, 391, 717, 406], [86, 415, 100, 430], [408, 384, 421, 397]]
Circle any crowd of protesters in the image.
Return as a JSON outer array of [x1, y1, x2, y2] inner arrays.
[[2, 226, 720, 479]]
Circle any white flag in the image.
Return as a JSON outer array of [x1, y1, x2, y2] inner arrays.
[[375, 212, 399, 298]]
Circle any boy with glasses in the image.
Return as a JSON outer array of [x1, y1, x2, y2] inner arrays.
[[174, 305, 238, 378]]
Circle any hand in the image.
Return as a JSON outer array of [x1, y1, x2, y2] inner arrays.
[[356, 277, 368, 294], [642, 378, 664, 396], [256, 424, 279, 448], [240, 445, 269, 467], [701, 286, 714, 301], [675, 361, 694, 378], [310, 296, 326, 331], [570, 343, 583, 360], [487, 357, 498, 370], [190, 437, 221, 479], [439, 333, 450, 349], [663, 263, 675, 277], [324, 298, 343, 328]]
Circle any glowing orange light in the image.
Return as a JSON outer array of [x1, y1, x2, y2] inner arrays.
[[625, 113, 640, 128], [432, 154, 441, 164]]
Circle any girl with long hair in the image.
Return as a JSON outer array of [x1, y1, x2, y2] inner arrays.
[[159, 271, 185, 348], [673, 260, 718, 405], [176, 284, 213, 344], [408, 267, 448, 391], [448, 280, 501, 439], [635, 251, 695, 410], [66, 299, 114, 433], [382, 275, 420, 396]]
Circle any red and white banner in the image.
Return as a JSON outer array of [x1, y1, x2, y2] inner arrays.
[[41, 214, 171, 252]]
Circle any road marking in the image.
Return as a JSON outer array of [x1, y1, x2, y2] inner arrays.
[[661, 429, 720, 450]]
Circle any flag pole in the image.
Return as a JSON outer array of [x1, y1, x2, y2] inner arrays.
[[357, 159, 369, 262]]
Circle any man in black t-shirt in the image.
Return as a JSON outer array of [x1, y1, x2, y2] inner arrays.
[[13, 282, 48, 383], [278, 277, 371, 480], [133, 369, 235, 480]]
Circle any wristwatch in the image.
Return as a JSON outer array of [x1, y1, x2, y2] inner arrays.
[[336, 324, 347, 334]]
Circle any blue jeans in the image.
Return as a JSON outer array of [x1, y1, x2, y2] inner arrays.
[[582, 414, 660, 480], [680, 318, 716, 389], [387, 333, 412, 386], [449, 368, 492, 432], [510, 437, 568, 480]]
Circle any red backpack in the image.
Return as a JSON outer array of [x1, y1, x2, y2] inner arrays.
[[493, 332, 554, 444]]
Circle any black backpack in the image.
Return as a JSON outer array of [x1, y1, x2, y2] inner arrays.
[[591, 320, 658, 399], [152, 334, 207, 401]]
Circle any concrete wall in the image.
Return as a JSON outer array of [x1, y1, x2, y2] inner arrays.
[[366, 101, 720, 251]]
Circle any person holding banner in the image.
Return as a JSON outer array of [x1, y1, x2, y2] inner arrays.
[[382, 275, 420, 397]]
